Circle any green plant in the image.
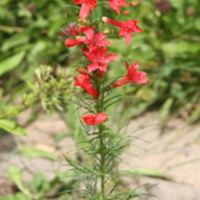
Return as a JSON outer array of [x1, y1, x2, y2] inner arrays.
[[1, 166, 74, 200], [0, 0, 76, 102], [54, 0, 156, 199], [107, 0, 200, 124]]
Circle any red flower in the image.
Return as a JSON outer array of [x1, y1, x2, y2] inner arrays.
[[65, 27, 111, 50], [83, 47, 118, 75], [113, 62, 148, 87], [74, 73, 98, 97], [82, 113, 108, 125], [73, 0, 97, 20], [108, 0, 126, 14], [80, 28, 111, 51], [102, 17, 143, 44]]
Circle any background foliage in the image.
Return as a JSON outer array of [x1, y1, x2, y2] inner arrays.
[[1, 0, 200, 123]]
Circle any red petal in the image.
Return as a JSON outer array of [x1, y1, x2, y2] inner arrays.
[[98, 64, 108, 73], [87, 63, 100, 73], [126, 62, 138, 76], [108, 0, 126, 13], [104, 54, 118, 63], [82, 113, 107, 125], [65, 38, 84, 47], [84, 28, 94, 39], [94, 32, 105, 41], [96, 47, 107, 60], [95, 113, 108, 124], [102, 17, 122, 27], [94, 33, 111, 46], [82, 114, 96, 125], [73, 0, 84, 4], [79, 3, 90, 20], [123, 31, 132, 45], [86, 87, 99, 97]]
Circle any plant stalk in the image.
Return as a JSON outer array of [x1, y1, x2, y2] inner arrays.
[[95, 84, 106, 199], [99, 125, 105, 200]]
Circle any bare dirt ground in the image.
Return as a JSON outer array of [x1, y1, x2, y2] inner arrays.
[[0, 111, 200, 199]]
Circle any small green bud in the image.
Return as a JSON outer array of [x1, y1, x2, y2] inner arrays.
[[60, 78, 67, 85], [44, 82, 51, 89], [49, 78, 57, 86], [57, 70, 63, 78]]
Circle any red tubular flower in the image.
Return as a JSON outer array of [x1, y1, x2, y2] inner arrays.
[[108, 0, 126, 14], [83, 47, 118, 75], [65, 27, 111, 50], [102, 17, 143, 45], [82, 113, 108, 125], [73, 0, 97, 20], [113, 62, 148, 88], [80, 28, 111, 51], [74, 73, 98, 97]]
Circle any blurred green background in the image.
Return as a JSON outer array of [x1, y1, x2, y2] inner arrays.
[[0, 0, 200, 124], [0, 0, 200, 199]]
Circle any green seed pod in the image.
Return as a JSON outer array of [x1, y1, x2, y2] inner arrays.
[[49, 77, 57, 86], [44, 82, 51, 89], [57, 69, 63, 78], [60, 78, 67, 85]]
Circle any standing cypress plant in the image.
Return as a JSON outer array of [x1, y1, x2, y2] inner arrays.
[[62, 0, 152, 199]]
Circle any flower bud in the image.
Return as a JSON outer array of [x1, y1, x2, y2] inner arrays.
[[102, 16, 108, 23], [103, 28, 114, 35], [44, 82, 51, 89]]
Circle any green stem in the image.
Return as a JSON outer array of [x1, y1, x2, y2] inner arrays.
[[99, 125, 105, 200], [95, 91, 106, 199], [156, 14, 165, 65]]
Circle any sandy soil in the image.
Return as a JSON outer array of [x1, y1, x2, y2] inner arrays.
[[0, 111, 200, 199]]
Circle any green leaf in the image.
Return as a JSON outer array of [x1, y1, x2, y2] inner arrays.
[[13, 193, 27, 200], [187, 105, 200, 124], [0, 193, 27, 200], [30, 172, 50, 197], [0, 119, 28, 136], [162, 41, 200, 57], [1, 33, 29, 51], [54, 132, 68, 142], [0, 195, 14, 200], [20, 146, 58, 160], [0, 51, 25, 76], [6, 166, 31, 197], [159, 98, 174, 122], [121, 167, 172, 180]]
